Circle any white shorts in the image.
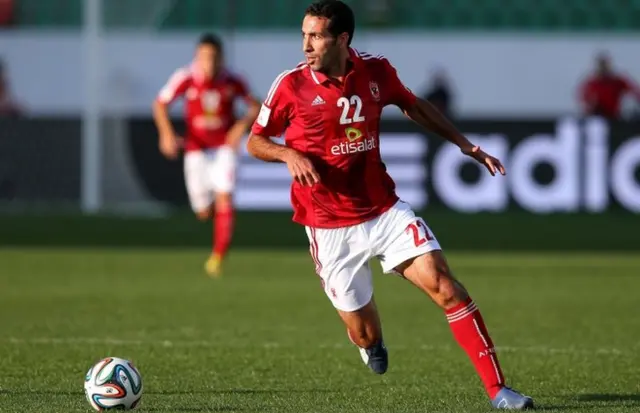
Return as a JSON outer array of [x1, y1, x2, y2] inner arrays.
[[305, 200, 441, 312], [183, 146, 237, 212]]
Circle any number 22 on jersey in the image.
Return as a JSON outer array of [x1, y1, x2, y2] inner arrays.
[[337, 95, 365, 125]]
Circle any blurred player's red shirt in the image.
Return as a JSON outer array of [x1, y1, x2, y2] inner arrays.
[[251, 49, 417, 228], [580, 74, 640, 119], [157, 65, 251, 151]]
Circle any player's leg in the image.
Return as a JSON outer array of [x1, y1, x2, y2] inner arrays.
[[206, 147, 237, 277], [397, 251, 533, 409], [376, 201, 533, 409], [184, 150, 214, 221], [205, 191, 234, 276], [305, 226, 388, 374], [338, 297, 388, 374]]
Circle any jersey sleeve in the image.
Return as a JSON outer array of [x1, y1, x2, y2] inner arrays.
[[621, 76, 640, 100], [251, 71, 292, 137], [156, 68, 190, 104], [382, 59, 417, 111]]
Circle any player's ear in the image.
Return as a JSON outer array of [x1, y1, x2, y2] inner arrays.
[[337, 32, 349, 47]]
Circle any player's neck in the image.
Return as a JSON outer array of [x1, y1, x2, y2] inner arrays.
[[326, 54, 351, 82]]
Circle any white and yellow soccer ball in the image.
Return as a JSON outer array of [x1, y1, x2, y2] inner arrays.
[[84, 357, 143, 411]]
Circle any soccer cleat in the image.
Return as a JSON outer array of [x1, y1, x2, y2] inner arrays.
[[491, 387, 534, 410], [205, 253, 223, 278], [357, 340, 388, 375]]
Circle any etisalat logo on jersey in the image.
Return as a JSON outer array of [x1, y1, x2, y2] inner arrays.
[[330, 127, 377, 155]]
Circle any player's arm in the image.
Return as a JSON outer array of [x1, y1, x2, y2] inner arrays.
[[247, 77, 319, 186], [621, 76, 640, 101], [153, 69, 189, 159], [404, 98, 504, 176], [152, 100, 178, 158], [383, 60, 505, 176], [225, 79, 261, 150], [247, 133, 320, 187], [403, 98, 473, 151], [246, 133, 292, 163], [579, 78, 596, 115]]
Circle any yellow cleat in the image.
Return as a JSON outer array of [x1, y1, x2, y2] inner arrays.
[[205, 254, 223, 278]]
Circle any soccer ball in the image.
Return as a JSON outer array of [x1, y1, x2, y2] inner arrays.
[[84, 357, 143, 411]]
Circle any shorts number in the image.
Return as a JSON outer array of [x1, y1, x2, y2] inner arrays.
[[337, 95, 365, 124], [406, 220, 433, 247]]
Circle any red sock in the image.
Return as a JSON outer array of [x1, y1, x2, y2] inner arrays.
[[213, 207, 234, 258], [446, 297, 505, 399]]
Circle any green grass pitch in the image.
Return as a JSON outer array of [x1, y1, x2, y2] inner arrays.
[[0, 248, 639, 412]]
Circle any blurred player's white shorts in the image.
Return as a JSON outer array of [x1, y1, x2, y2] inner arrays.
[[305, 200, 441, 312], [183, 146, 237, 212]]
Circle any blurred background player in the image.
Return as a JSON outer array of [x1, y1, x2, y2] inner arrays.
[[578, 52, 640, 120], [153, 33, 260, 277], [421, 66, 454, 120]]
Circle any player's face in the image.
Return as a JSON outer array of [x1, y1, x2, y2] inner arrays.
[[195, 44, 220, 79], [597, 57, 611, 77], [302, 15, 346, 72]]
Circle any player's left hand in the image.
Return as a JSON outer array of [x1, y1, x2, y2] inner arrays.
[[462, 145, 506, 176]]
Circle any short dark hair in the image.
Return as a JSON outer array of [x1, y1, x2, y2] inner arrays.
[[305, 0, 355, 46], [198, 32, 223, 54]]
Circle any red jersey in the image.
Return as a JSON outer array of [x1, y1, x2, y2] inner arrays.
[[251, 48, 417, 228], [157, 66, 251, 151], [579, 74, 640, 119]]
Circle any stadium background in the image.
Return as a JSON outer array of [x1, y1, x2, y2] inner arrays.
[[0, 2, 639, 412], [0, 0, 639, 250]]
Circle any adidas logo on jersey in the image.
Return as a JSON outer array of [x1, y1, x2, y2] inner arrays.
[[311, 95, 325, 106]]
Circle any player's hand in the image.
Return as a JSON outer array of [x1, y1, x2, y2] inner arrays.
[[462, 145, 506, 176], [159, 134, 182, 160], [283, 150, 320, 187]]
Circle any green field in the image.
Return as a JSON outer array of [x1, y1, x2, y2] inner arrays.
[[1, 248, 639, 412]]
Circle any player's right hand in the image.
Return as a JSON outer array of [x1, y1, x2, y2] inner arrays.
[[159, 135, 182, 160], [283, 150, 320, 187]]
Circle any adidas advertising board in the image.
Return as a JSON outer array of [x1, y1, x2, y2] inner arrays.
[[413, 117, 640, 213], [0, 116, 638, 214], [123, 116, 639, 213]]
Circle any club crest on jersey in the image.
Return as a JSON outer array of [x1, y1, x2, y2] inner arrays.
[[201, 90, 221, 114], [369, 81, 380, 101]]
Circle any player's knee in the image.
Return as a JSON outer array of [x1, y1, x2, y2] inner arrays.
[[434, 276, 462, 310], [215, 193, 232, 212], [195, 209, 211, 221], [418, 253, 467, 309]]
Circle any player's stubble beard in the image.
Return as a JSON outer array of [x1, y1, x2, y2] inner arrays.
[[316, 40, 347, 78]]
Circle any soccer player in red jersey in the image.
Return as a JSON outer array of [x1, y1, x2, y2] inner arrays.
[[578, 52, 640, 120], [247, 1, 534, 410], [153, 33, 260, 277]]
